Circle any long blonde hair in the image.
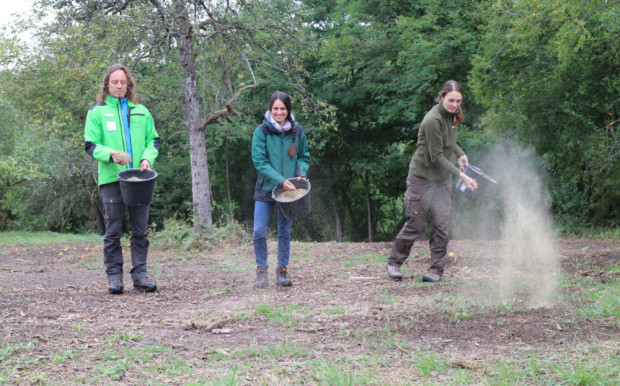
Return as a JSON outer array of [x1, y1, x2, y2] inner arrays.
[[96, 64, 138, 104]]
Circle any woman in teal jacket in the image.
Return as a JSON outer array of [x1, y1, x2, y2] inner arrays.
[[251, 91, 310, 288]]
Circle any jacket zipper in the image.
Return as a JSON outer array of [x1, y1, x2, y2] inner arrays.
[[116, 103, 127, 154], [280, 131, 284, 175]]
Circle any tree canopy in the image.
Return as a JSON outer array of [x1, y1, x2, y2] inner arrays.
[[0, 0, 618, 238]]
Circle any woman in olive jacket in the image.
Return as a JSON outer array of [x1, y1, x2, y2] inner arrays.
[[251, 91, 310, 288], [386, 80, 477, 283]]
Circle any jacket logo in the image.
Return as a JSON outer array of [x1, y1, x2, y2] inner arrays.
[[104, 113, 115, 117], [106, 121, 117, 131]]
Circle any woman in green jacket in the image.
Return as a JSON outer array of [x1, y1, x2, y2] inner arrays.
[[386, 80, 477, 283], [251, 91, 310, 288]]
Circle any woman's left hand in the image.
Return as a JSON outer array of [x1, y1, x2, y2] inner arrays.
[[282, 179, 296, 191], [140, 159, 151, 172], [458, 155, 469, 171]]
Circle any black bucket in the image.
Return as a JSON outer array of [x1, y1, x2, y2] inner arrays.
[[455, 164, 497, 200], [117, 169, 158, 206], [272, 178, 311, 220]]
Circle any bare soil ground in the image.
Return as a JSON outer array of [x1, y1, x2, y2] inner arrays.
[[0, 238, 618, 384]]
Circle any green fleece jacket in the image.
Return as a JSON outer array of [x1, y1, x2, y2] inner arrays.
[[409, 102, 465, 181], [252, 121, 311, 201], [84, 95, 160, 186]]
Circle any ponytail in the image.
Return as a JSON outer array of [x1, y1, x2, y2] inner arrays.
[[287, 118, 297, 159], [453, 109, 464, 127]]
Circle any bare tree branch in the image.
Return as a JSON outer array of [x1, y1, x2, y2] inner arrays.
[[201, 83, 259, 128]]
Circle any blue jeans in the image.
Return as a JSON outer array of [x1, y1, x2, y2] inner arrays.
[[253, 200, 293, 268]]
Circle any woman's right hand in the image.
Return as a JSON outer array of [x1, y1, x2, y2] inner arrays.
[[111, 151, 130, 166], [460, 173, 478, 190]]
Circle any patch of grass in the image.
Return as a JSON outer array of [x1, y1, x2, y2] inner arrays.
[[297, 251, 313, 260], [490, 357, 527, 384], [567, 278, 619, 318], [84, 263, 104, 270], [115, 331, 143, 342], [497, 300, 525, 316], [51, 349, 74, 364], [381, 293, 398, 305], [265, 342, 310, 358], [311, 359, 373, 385], [151, 218, 249, 251], [164, 359, 193, 375], [349, 252, 385, 263], [72, 322, 88, 336], [414, 350, 449, 377], [219, 260, 248, 272], [254, 303, 305, 327], [0, 231, 101, 246], [325, 305, 345, 315], [203, 287, 234, 296], [547, 355, 617, 385], [94, 357, 128, 381], [207, 365, 240, 385]]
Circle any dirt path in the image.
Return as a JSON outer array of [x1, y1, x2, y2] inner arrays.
[[0, 239, 618, 383]]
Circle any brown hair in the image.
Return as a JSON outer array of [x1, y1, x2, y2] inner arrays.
[[437, 80, 464, 127], [268, 91, 297, 159], [96, 63, 138, 104]]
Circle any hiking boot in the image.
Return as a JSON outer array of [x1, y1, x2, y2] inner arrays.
[[276, 266, 292, 286], [386, 263, 403, 281], [254, 267, 269, 289], [422, 272, 442, 283], [133, 277, 157, 293], [108, 279, 124, 294]]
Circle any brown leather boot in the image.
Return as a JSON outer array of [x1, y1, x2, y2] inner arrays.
[[276, 266, 292, 286], [254, 267, 269, 289]]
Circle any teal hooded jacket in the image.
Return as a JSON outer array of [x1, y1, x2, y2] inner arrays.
[[252, 120, 310, 201], [84, 95, 160, 186]]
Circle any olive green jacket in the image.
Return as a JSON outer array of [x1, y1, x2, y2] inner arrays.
[[409, 102, 465, 181]]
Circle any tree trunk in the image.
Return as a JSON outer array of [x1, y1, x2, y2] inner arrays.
[[225, 133, 232, 216], [335, 212, 342, 242], [331, 182, 343, 242], [363, 171, 373, 242], [175, 0, 213, 234]]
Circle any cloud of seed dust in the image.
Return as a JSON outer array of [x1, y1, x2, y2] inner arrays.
[[460, 143, 560, 308]]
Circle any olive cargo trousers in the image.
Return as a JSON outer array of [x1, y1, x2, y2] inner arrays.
[[388, 173, 452, 277]]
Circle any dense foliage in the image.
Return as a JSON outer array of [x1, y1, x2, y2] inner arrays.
[[0, 0, 618, 239]]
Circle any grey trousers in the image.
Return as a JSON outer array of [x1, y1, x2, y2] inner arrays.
[[388, 173, 452, 276], [100, 182, 150, 282]]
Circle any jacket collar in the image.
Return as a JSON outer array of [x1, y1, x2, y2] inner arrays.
[[105, 95, 136, 108], [262, 119, 296, 134], [437, 101, 456, 119]]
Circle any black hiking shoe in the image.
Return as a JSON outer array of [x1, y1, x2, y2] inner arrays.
[[254, 267, 269, 289], [276, 266, 292, 286], [133, 277, 157, 293], [108, 279, 124, 295]]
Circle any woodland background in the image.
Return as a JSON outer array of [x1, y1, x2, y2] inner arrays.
[[1, 0, 618, 241]]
